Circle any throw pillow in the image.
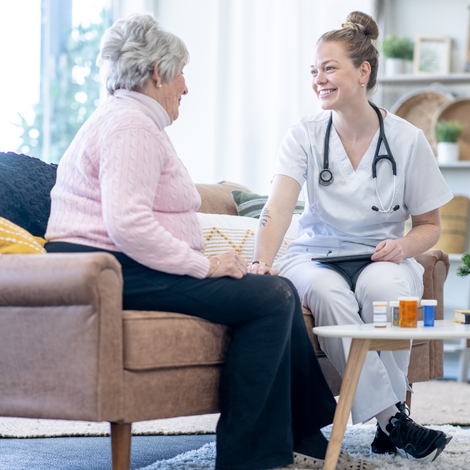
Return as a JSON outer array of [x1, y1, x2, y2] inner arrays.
[[197, 213, 299, 265], [231, 190, 305, 219], [0, 152, 58, 237], [0, 217, 47, 254]]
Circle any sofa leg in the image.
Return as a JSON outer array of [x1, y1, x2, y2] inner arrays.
[[111, 422, 132, 470], [405, 386, 413, 410]]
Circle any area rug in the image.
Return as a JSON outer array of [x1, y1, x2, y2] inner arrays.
[[1, 380, 469, 438], [138, 425, 470, 470]]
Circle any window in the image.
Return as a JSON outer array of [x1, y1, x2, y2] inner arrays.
[[0, 0, 109, 162]]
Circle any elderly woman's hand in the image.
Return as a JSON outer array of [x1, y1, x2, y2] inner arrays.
[[207, 251, 247, 279]]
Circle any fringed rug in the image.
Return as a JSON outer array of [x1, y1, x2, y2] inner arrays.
[[138, 424, 470, 470]]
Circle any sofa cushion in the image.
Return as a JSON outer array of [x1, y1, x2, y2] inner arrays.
[[0, 152, 57, 237], [0, 217, 46, 254], [197, 213, 299, 265], [123, 311, 231, 371], [197, 182, 251, 215], [231, 189, 305, 218]]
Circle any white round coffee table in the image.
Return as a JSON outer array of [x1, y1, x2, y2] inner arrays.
[[313, 320, 470, 470]]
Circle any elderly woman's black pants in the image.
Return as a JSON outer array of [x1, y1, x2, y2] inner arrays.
[[45, 242, 336, 470]]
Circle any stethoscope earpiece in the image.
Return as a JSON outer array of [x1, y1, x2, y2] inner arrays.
[[372, 205, 400, 213]]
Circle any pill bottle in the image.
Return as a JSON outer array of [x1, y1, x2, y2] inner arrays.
[[399, 297, 419, 328], [373, 301, 388, 328], [389, 300, 400, 327], [421, 299, 437, 327]]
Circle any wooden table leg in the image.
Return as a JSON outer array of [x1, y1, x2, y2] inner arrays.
[[111, 422, 132, 470], [324, 338, 371, 470]]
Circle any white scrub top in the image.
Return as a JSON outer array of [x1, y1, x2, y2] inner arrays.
[[274, 109, 453, 258]]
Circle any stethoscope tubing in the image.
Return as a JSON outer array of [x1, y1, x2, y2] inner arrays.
[[319, 102, 399, 213]]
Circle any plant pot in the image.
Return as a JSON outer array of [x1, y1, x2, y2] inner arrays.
[[437, 142, 459, 164], [385, 58, 405, 75]]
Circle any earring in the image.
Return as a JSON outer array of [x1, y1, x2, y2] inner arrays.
[[158, 84, 162, 88], [361, 83, 365, 88]]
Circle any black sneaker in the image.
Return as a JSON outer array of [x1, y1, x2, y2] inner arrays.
[[386, 409, 452, 462], [370, 424, 397, 454], [370, 402, 407, 455]]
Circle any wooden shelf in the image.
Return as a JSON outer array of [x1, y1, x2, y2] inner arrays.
[[438, 161, 470, 169], [378, 73, 470, 86]]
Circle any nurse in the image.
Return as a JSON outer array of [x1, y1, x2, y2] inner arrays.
[[250, 10, 453, 464]]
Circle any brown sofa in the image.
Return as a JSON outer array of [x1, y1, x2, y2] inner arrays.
[[0, 181, 450, 470]]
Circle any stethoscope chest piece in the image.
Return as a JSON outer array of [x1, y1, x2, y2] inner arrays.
[[319, 169, 334, 186]]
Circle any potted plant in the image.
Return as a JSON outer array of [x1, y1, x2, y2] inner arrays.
[[435, 120, 465, 163], [381, 36, 414, 75], [457, 252, 470, 277]]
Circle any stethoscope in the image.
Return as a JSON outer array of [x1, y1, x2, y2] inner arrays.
[[319, 102, 400, 213]]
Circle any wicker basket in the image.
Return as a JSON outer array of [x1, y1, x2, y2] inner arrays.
[[391, 87, 454, 156], [433, 196, 469, 253]]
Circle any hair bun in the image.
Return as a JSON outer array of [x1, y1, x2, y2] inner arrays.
[[346, 11, 379, 42]]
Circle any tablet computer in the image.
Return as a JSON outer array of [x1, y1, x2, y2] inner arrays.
[[311, 254, 373, 264]]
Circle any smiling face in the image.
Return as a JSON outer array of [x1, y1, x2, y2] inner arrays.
[[311, 41, 369, 112], [156, 65, 188, 123]]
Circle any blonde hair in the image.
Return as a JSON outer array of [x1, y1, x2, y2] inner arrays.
[[317, 11, 379, 92]]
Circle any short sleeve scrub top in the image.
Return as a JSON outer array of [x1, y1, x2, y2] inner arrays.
[[273, 109, 453, 275]]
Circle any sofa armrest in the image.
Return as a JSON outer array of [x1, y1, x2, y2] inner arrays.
[[0, 253, 124, 422], [414, 249, 450, 321], [413, 249, 450, 380]]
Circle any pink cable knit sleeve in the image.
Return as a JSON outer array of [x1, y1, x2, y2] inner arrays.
[[99, 127, 210, 279]]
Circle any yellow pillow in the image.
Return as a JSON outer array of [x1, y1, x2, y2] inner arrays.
[[0, 217, 47, 254]]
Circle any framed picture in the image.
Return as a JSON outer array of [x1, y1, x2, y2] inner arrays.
[[414, 36, 451, 74]]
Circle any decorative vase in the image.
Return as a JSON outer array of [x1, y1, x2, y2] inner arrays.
[[437, 142, 459, 164], [385, 58, 405, 75]]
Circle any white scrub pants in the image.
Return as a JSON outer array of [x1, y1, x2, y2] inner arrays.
[[277, 253, 424, 424]]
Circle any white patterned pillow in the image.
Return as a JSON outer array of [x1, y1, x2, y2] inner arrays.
[[197, 213, 299, 265]]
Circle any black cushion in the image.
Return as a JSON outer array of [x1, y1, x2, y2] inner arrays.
[[0, 152, 57, 237]]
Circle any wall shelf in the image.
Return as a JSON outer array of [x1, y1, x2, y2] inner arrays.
[[378, 73, 470, 86], [449, 253, 464, 262], [438, 161, 470, 169]]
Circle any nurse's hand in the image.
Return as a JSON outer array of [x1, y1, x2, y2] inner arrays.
[[248, 262, 279, 276], [372, 239, 404, 264]]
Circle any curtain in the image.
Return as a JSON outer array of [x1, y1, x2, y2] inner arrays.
[[152, 0, 375, 193]]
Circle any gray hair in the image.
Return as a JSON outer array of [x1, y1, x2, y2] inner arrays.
[[97, 13, 189, 95]]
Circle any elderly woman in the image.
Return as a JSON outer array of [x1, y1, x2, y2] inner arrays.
[[44, 13, 374, 470]]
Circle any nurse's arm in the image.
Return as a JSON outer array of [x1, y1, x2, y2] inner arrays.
[[250, 175, 302, 275], [371, 208, 441, 264]]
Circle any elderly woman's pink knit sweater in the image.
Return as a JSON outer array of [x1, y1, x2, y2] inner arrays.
[[45, 90, 210, 279]]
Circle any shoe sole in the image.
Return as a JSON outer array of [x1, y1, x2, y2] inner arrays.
[[395, 433, 452, 463]]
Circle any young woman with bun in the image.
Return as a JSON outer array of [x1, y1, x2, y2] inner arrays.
[[251, 11, 453, 463]]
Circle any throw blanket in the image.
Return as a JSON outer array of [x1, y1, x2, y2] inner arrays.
[[0, 152, 57, 237]]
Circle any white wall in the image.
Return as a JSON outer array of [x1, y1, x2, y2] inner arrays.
[[152, 0, 374, 193], [382, 0, 470, 73]]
